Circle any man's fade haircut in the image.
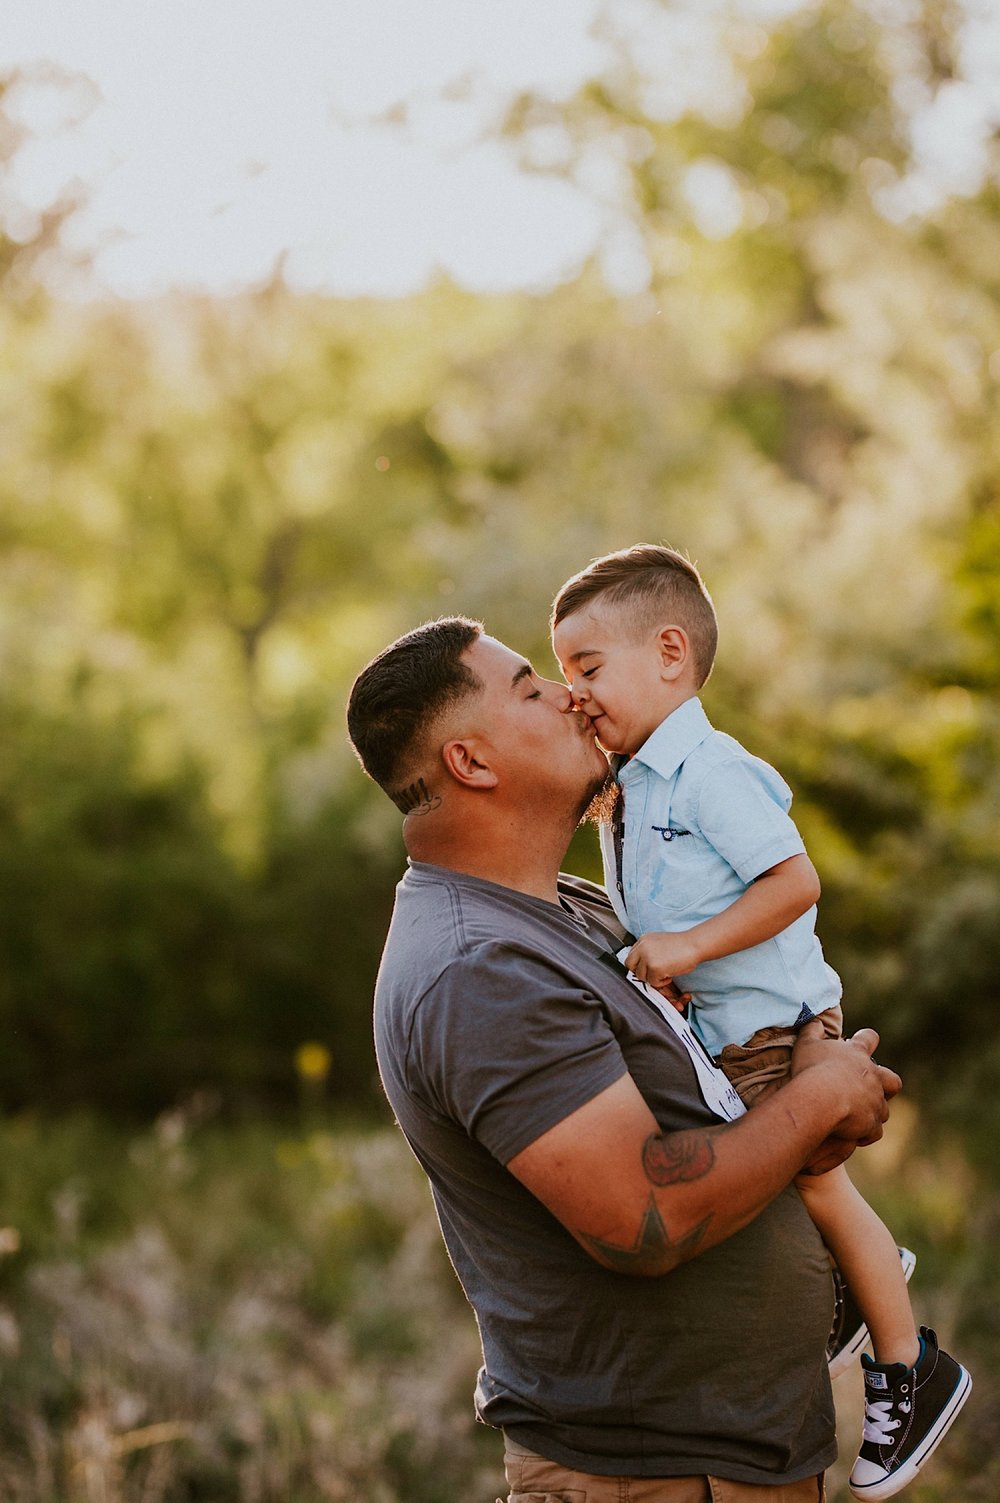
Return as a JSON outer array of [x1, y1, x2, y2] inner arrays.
[[346, 616, 484, 800], [551, 543, 718, 688]]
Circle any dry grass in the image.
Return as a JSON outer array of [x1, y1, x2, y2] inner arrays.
[[0, 1104, 993, 1502], [0, 1110, 498, 1503]]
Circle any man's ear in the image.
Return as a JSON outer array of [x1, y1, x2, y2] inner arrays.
[[656, 625, 690, 682], [441, 737, 499, 790]]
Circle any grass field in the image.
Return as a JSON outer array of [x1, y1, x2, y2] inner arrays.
[[0, 1104, 994, 1502]]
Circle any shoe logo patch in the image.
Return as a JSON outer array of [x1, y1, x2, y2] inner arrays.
[[865, 1372, 890, 1391]]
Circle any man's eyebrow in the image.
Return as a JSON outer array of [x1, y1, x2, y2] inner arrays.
[[511, 662, 534, 689]]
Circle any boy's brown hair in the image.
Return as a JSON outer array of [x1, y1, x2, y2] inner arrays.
[[552, 543, 718, 688]]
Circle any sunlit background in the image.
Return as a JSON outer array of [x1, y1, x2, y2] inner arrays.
[[0, 3, 999, 1500], [4, 0, 1000, 297]]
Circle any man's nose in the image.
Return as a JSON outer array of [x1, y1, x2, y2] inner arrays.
[[542, 677, 575, 711]]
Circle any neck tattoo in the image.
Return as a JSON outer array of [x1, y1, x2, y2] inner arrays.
[[391, 777, 442, 816]]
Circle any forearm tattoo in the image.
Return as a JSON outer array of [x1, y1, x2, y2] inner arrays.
[[390, 777, 441, 816], [642, 1130, 715, 1186], [580, 1131, 715, 1274], [582, 1196, 711, 1275]]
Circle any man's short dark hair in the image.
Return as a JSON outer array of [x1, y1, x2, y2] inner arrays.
[[346, 616, 484, 799]]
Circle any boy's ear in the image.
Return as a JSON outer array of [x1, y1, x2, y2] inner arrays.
[[656, 625, 690, 681], [441, 737, 499, 790]]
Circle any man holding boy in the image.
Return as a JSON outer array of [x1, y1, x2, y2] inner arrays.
[[347, 615, 901, 1503], [551, 546, 969, 1501]]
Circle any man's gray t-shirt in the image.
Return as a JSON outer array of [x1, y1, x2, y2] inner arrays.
[[374, 860, 836, 1482]]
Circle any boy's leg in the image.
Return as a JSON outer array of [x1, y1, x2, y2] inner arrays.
[[792, 1142, 971, 1496], [715, 1016, 913, 1373], [827, 1247, 916, 1380], [796, 1167, 919, 1368]]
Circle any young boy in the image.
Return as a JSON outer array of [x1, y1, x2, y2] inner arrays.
[[551, 543, 971, 1502]]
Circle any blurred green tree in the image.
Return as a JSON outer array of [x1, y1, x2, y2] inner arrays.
[[0, 3, 998, 1142]]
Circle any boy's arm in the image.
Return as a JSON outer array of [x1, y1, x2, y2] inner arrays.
[[625, 853, 820, 988]]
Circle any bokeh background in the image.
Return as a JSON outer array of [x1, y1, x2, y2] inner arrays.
[[0, 1, 998, 1499]]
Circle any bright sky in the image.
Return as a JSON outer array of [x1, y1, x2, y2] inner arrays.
[[1, 0, 614, 296], [2, 0, 999, 300]]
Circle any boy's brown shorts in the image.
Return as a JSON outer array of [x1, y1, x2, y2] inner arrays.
[[715, 1006, 844, 1108]]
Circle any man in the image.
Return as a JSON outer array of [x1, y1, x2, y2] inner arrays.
[[347, 616, 900, 1503]]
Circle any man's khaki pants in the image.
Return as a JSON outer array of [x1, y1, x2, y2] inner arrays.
[[501, 1436, 826, 1503]]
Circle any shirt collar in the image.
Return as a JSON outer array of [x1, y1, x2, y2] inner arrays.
[[619, 697, 713, 784]]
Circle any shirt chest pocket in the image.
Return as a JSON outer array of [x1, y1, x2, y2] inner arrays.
[[638, 826, 725, 920]]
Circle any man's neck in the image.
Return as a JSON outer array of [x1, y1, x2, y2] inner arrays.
[[405, 817, 568, 905]]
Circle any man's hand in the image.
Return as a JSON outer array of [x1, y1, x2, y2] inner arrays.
[[791, 1022, 901, 1174], [625, 930, 700, 988]]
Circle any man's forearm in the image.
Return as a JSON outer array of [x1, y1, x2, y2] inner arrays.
[[507, 1031, 897, 1280], [582, 1070, 855, 1276]]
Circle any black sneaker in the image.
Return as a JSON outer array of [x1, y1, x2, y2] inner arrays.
[[828, 1246, 916, 1380], [848, 1325, 972, 1500]]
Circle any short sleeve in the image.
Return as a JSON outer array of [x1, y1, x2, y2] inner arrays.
[[696, 756, 806, 884], [406, 941, 628, 1166]]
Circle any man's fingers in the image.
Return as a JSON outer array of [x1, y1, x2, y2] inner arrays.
[[875, 1063, 902, 1099], [846, 1027, 880, 1057], [842, 1028, 901, 1099], [800, 1132, 861, 1175]]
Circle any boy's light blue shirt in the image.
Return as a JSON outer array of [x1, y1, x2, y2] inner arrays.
[[598, 697, 842, 1057]]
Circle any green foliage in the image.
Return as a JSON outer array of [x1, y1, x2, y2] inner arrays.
[[0, 0, 998, 1144], [245, 784, 405, 1112], [0, 697, 399, 1114], [0, 13, 998, 1499], [0, 698, 245, 1113]]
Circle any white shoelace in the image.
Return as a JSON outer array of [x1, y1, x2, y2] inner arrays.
[[862, 1397, 902, 1445]]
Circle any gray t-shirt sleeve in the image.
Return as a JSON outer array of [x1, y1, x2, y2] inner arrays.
[[406, 940, 629, 1166]]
